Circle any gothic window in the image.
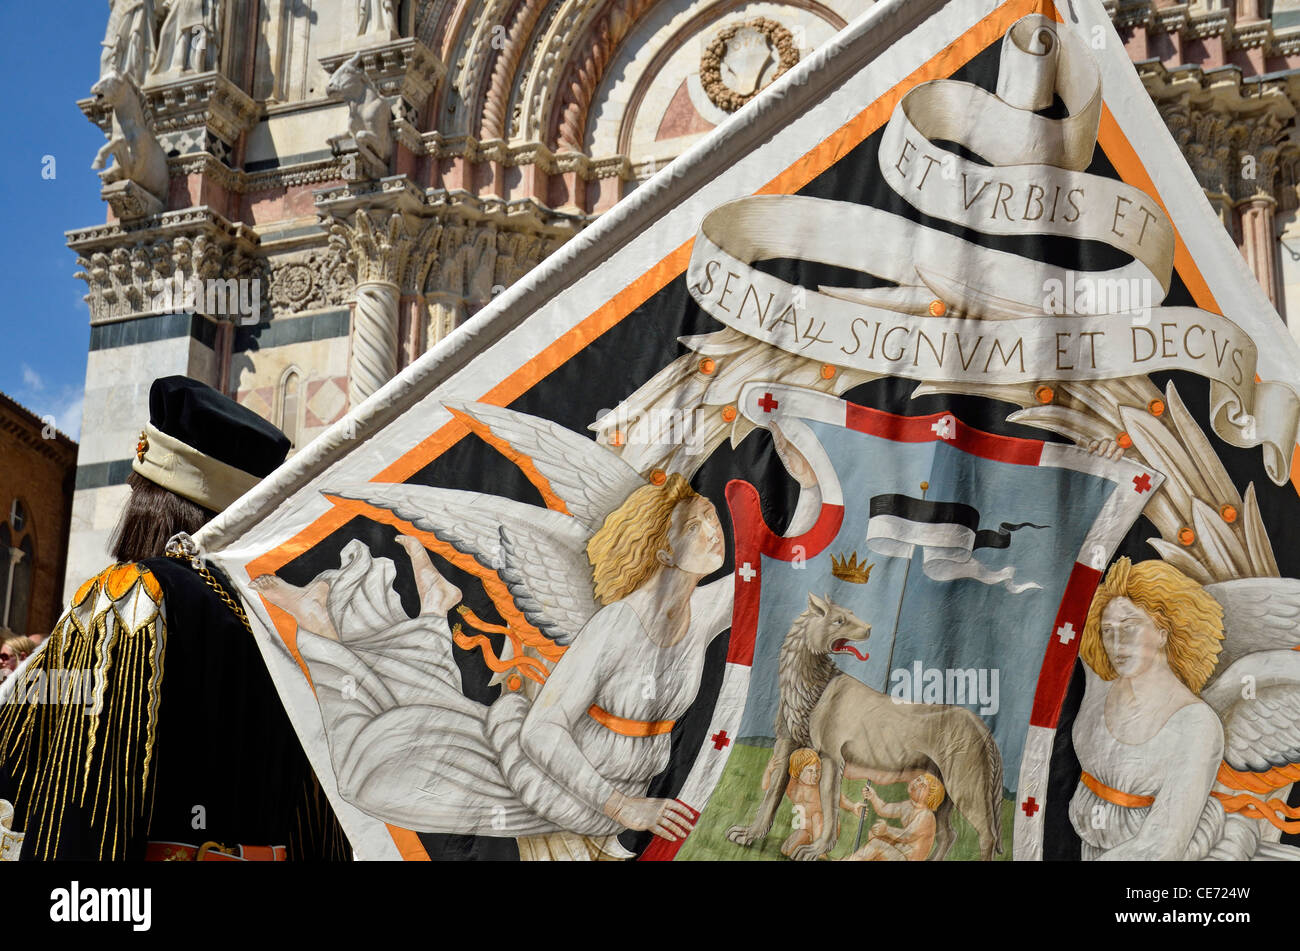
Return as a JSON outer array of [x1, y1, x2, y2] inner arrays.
[[278, 367, 303, 448], [2, 500, 35, 634], [8, 538, 33, 636]]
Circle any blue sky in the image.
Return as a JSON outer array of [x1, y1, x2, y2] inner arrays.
[[0, 2, 110, 440]]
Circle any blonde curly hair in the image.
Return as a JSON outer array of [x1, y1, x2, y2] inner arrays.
[[915, 773, 944, 811], [586, 473, 702, 605], [788, 747, 821, 779], [1080, 557, 1224, 693]]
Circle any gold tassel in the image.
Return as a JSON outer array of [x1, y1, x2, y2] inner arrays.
[[0, 568, 164, 860]]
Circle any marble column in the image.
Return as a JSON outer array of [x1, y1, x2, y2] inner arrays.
[[1237, 196, 1283, 315], [329, 210, 436, 405], [349, 280, 401, 404]]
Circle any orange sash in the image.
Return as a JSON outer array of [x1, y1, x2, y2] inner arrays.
[[1080, 771, 1155, 808], [587, 704, 675, 737]]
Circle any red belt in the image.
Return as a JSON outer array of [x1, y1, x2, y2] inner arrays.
[[146, 840, 288, 862]]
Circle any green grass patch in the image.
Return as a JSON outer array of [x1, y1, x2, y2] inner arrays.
[[678, 742, 1014, 861]]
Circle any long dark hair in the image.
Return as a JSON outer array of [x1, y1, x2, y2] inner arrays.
[[110, 472, 216, 563]]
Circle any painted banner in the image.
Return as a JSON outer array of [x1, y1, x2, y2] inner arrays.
[[196, 0, 1300, 861]]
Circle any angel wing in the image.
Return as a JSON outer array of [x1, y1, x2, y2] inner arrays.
[[324, 481, 601, 646], [1206, 577, 1300, 675], [1198, 650, 1300, 858], [1204, 651, 1300, 774], [443, 399, 644, 534], [1195, 581, 1300, 858]]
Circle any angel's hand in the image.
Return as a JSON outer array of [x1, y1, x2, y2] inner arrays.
[[605, 792, 696, 841], [1085, 438, 1125, 461]]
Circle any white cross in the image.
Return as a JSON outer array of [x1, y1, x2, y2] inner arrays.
[[738, 562, 757, 582], [1056, 622, 1076, 645], [931, 417, 954, 439]]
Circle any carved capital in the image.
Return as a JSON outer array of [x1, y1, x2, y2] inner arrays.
[[68, 208, 264, 324], [327, 209, 441, 293]]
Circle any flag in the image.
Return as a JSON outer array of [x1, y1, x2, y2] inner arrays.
[[865, 493, 1047, 593], [195, 0, 1300, 863]]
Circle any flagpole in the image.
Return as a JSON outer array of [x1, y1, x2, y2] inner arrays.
[[883, 480, 926, 678], [855, 480, 927, 854]]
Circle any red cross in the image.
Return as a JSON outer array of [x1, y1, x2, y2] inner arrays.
[[1133, 473, 1152, 494], [757, 392, 780, 413], [1021, 796, 1040, 817], [711, 730, 731, 751]]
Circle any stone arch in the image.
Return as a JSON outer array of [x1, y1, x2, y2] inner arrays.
[[476, 0, 551, 140], [515, 0, 620, 143], [547, 0, 665, 151], [424, 0, 514, 135]]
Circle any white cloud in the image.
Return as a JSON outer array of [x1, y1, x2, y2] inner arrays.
[[54, 394, 84, 442], [23, 389, 84, 442], [20, 364, 43, 391]]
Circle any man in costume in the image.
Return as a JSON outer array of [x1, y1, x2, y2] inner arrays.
[[0, 377, 349, 861]]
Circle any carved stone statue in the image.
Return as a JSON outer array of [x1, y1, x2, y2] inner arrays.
[[356, 0, 398, 39], [101, 0, 159, 85], [90, 71, 170, 218], [325, 53, 393, 173], [151, 0, 221, 77]]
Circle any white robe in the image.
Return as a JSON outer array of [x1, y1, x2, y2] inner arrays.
[[1068, 666, 1223, 860]]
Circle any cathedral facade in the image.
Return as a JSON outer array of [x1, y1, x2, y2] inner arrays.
[[64, 0, 1300, 595]]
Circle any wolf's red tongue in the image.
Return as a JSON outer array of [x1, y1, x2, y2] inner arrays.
[[832, 638, 869, 662]]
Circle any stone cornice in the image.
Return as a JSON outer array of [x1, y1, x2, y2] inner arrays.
[[313, 174, 593, 236], [1139, 60, 1299, 205], [0, 416, 78, 462], [79, 71, 259, 145], [68, 206, 267, 325], [66, 206, 259, 254], [169, 152, 345, 193], [1112, 0, 1154, 31], [0, 395, 78, 457], [1149, 4, 1189, 37], [1227, 18, 1274, 52], [1108, 1, 1300, 59], [418, 132, 633, 180], [1185, 9, 1232, 42]]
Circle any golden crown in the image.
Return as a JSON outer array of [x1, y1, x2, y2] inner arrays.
[[830, 551, 873, 584]]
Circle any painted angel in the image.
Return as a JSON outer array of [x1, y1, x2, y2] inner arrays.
[[1069, 556, 1300, 860], [253, 401, 734, 859]]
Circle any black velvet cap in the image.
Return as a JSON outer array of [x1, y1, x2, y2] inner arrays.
[[149, 376, 290, 478]]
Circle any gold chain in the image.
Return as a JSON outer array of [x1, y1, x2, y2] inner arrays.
[[165, 550, 254, 635]]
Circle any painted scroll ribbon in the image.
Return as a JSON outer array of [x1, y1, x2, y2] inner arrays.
[[686, 14, 1300, 485]]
